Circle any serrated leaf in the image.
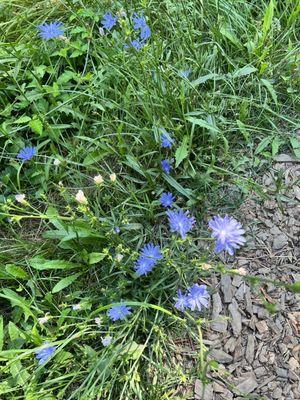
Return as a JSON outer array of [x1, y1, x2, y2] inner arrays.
[[191, 73, 221, 86], [52, 273, 81, 293], [0, 289, 35, 321], [255, 137, 272, 154], [88, 253, 107, 265], [14, 115, 32, 124], [185, 116, 220, 135], [261, 78, 278, 105], [5, 264, 28, 279], [262, 0, 275, 38], [271, 136, 281, 156], [29, 258, 83, 270], [175, 136, 189, 168], [231, 66, 257, 79], [28, 118, 43, 135]]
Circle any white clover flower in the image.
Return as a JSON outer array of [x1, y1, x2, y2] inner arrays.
[[94, 317, 102, 326], [115, 253, 124, 262], [109, 173, 117, 182], [72, 304, 81, 311], [75, 190, 88, 205], [53, 158, 61, 166], [15, 194, 26, 204], [93, 174, 104, 185], [38, 315, 50, 325]]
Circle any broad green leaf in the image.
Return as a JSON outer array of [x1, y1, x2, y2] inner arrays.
[[5, 264, 28, 279], [186, 117, 220, 134], [219, 23, 241, 47], [29, 258, 83, 270], [175, 136, 189, 168], [88, 253, 107, 265], [191, 73, 221, 86], [231, 66, 257, 79], [255, 137, 272, 154], [8, 321, 20, 341], [271, 136, 281, 156], [289, 136, 300, 158], [262, 0, 275, 38], [120, 341, 145, 360], [52, 273, 81, 293], [0, 289, 35, 321], [124, 155, 146, 177], [0, 316, 3, 351], [10, 360, 30, 385], [163, 174, 193, 199], [28, 118, 43, 135], [14, 115, 31, 124], [261, 78, 278, 105]]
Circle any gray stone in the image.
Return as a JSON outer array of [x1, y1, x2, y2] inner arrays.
[[234, 375, 258, 394], [229, 299, 242, 336], [221, 275, 234, 303], [210, 349, 233, 364], [276, 368, 288, 378], [245, 335, 255, 364], [273, 233, 288, 250], [194, 380, 214, 400], [272, 387, 283, 399], [211, 292, 228, 333]]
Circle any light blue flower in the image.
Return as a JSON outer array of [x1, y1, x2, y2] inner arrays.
[[35, 343, 57, 365], [161, 132, 174, 148], [187, 284, 209, 311], [166, 208, 195, 239], [135, 243, 162, 276], [108, 305, 132, 321], [160, 192, 175, 208], [101, 336, 112, 346], [174, 289, 190, 311], [38, 22, 64, 40], [132, 13, 151, 41], [101, 13, 118, 30], [208, 215, 246, 255], [161, 159, 172, 174], [17, 147, 36, 161]]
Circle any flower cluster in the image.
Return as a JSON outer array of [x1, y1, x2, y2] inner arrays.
[[174, 284, 209, 312], [134, 243, 163, 276]]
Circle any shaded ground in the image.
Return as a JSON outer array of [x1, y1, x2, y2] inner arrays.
[[175, 154, 300, 399]]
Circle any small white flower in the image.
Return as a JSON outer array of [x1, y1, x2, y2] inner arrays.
[[38, 315, 50, 325], [72, 304, 81, 311], [115, 253, 124, 262], [109, 173, 117, 182], [101, 336, 112, 347], [15, 194, 26, 204], [99, 27, 105, 36], [94, 317, 102, 326], [93, 174, 104, 185], [53, 158, 61, 166], [75, 190, 88, 205]]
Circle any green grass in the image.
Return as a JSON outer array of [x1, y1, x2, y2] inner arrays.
[[0, 0, 299, 399]]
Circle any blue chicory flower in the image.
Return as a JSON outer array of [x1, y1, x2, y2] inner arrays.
[[161, 159, 172, 174], [174, 289, 190, 311], [166, 208, 195, 239], [187, 284, 209, 311], [208, 215, 246, 255], [160, 192, 175, 208], [132, 13, 151, 41], [174, 284, 209, 312], [17, 147, 36, 161], [161, 132, 174, 148], [135, 243, 162, 276], [101, 12, 118, 30], [38, 22, 64, 40], [108, 305, 132, 321], [35, 343, 57, 365]]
